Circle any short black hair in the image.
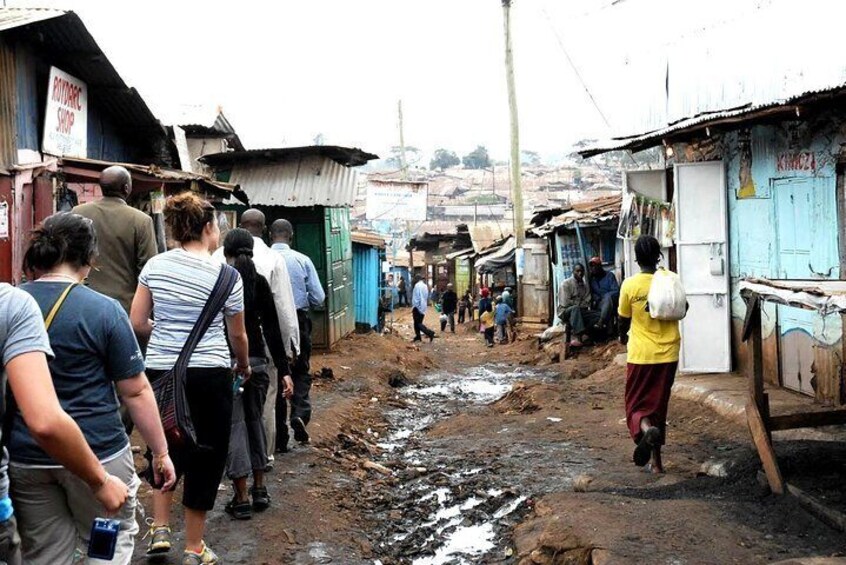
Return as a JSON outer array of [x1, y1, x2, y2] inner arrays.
[[24, 212, 97, 274], [270, 219, 294, 239], [634, 235, 662, 268]]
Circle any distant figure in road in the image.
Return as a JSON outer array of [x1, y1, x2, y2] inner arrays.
[[271, 219, 326, 448], [73, 166, 157, 314], [479, 308, 496, 348], [440, 283, 458, 333], [411, 275, 436, 343], [494, 296, 514, 344], [478, 287, 493, 316], [557, 264, 598, 348], [502, 286, 515, 311], [459, 289, 473, 323], [397, 276, 408, 307], [618, 235, 681, 474], [589, 256, 620, 333]]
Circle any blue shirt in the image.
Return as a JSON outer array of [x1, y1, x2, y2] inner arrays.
[[13, 283, 145, 465], [271, 243, 326, 310], [495, 302, 514, 325], [412, 281, 429, 313], [590, 269, 620, 300]]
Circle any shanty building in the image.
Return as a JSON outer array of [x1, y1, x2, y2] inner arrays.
[[580, 5, 846, 406], [0, 8, 241, 282], [351, 230, 387, 332], [200, 146, 378, 350]]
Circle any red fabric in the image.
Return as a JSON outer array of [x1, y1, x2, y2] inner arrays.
[[624, 362, 677, 444]]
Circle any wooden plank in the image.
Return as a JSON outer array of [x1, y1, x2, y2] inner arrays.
[[746, 396, 784, 495], [769, 409, 846, 431], [786, 482, 846, 532]]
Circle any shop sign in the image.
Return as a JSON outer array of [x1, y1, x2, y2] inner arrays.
[[42, 66, 88, 158]]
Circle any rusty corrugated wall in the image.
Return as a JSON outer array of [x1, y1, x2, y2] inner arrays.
[[0, 39, 17, 169]]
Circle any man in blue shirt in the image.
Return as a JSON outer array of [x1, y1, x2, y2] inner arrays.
[[411, 275, 436, 343], [588, 256, 620, 332], [270, 220, 326, 448], [494, 296, 514, 344]]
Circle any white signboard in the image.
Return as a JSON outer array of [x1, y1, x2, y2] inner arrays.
[[365, 182, 428, 221], [42, 67, 88, 158]]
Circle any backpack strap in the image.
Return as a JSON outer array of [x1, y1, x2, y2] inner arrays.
[[44, 283, 78, 330], [172, 264, 239, 371]]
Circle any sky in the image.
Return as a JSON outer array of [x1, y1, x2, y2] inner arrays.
[[5, 0, 779, 160]]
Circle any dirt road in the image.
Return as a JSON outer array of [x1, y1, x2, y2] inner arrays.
[[132, 309, 846, 564]]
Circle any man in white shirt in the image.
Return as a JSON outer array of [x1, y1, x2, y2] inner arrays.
[[411, 275, 435, 343], [213, 209, 300, 467]]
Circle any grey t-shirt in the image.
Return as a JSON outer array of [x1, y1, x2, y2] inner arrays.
[[0, 284, 54, 498]]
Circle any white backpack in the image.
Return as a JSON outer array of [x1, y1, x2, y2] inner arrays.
[[647, 268, 687, 321]]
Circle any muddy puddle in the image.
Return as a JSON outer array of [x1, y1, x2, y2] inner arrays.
[[366, 365, 594, 564]]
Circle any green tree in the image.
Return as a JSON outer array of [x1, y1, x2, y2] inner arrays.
[[462, 145, 492, 170], [521, 150, 541, 167], [385, 145, 421, 169], [430, 148, 460, 170]]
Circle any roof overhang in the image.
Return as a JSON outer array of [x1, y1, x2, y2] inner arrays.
[[200, 145, 379, 168], [579, 84, 846, 158]]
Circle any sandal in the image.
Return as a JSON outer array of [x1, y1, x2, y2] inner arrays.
[[633, 426, 661, 467], [251, 485, 271, 512], [145, 523, 173, 557], [224, 496, 252, 520]]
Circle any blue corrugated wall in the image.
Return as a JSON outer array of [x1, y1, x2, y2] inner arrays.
[[353, 243, 380, 329]]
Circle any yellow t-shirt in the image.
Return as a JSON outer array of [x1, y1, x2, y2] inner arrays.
[[480, 310, 495, 328], [618, 272, 681, 364]]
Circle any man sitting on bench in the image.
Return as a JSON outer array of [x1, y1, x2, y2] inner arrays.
[[557, 263, 600, 348]]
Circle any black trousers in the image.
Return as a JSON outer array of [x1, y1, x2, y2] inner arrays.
[[147, 367, 233, 511], [413, 307, 434, 340], [276, 310, 313, 448]]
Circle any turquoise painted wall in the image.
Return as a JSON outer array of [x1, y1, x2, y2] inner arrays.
[[724, 121, 842, 345]]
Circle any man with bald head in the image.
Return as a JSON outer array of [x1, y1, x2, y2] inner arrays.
[[73, 165, 158, 313], [212, 209, 300, 469], [270, 218, 325, 448]]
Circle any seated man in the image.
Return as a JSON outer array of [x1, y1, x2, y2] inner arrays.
[[557, 264, 599, 347], [588, 256, 620, 332]]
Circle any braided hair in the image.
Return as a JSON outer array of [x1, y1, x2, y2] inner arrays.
[[223, 228, 257, 306], [634, 235, 662, 270]]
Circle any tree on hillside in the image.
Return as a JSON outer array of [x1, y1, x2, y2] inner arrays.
[[385, 145, 422, 170], [430, 148, 460, 170], [521, 150, 541, 167], [462, 145, 492, 170]]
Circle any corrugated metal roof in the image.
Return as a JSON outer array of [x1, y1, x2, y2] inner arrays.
[[475, 236, 516, 274], [468, 222, 513, 254], [0, 8, 170, 159], [530, 195, 622, 236], [351, 230, 386, 248], [227, 154, 360, 208], [201, 146, 378, 168]]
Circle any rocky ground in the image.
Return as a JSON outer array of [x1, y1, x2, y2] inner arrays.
[[131, 308, 846, 564]]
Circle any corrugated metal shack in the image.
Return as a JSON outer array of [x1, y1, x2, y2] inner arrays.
[[351, 230, 386, 332], [200, 146, 378, 350], [0, 8, 237, 283], [530, 195, 622, 323], [406, 222, 472, 292]]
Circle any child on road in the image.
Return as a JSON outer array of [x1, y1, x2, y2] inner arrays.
[[479, 308, 496, 348], [494, 296, 514, 344]]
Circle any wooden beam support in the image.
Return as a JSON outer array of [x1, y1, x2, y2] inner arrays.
[[746, 396, 784, 495], [787, 482, 846, 532], [768, 409, 846, 431]]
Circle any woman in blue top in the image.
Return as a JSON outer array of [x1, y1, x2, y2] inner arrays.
[[12, 212, 175, 565]]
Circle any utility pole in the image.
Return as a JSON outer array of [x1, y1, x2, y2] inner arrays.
[[502, 0, 524, 246], [398, 99, 408, 181]]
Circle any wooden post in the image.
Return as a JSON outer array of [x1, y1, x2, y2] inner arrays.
[[501, 0, 524, 246], [398, 100, 408, 181]]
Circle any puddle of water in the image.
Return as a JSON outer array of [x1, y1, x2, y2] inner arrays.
[[412, 524, 496, 565]]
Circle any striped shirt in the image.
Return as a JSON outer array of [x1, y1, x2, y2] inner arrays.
[[139, 249, 243, 370]]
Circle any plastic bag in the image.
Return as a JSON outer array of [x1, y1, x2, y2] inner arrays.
[[647, 269, 687, 321]]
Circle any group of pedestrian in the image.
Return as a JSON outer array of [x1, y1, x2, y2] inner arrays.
[[557, 256, 620, 348], [0, 165, 325, 565]]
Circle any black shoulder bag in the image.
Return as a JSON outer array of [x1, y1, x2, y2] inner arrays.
[[152, 264, 238, 452]]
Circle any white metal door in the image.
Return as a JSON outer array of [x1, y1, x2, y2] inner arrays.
[[623, 170, 670, 276], [674, 162, 731, 373]]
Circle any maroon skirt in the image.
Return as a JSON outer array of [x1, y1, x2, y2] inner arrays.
[[624, 362, 677, 444]]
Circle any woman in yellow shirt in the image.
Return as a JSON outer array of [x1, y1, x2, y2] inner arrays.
[[618, 235, 681, 473]]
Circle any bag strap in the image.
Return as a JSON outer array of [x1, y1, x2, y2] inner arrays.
[[44, 283, 78, 330], [172, 264, 239, 371]]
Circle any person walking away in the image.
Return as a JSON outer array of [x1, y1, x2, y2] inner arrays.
[[502, 287, 515, 311], [557, 264, 599, 348], [479, 308, 496, 348], [494, 296, 514, 344], [270, 219, 325, 448], [222, 229, 293, 519], [0, 283, 131, 565], [12, 213, 176, 564], [478, 287, 493, 318], [72, 166, 157, 314], [440, 284, 458, 333], [411, 275, 436, 343], [397, 276, 407, 307], [618, 235, 681, 474], [131, 193, 250, 564], [213, 210, 299, 470], [589, 257, 620, 333]]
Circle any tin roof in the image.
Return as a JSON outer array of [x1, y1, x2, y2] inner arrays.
[[468, 222, 513, 254], [530, 195, 622, 236], [351, 230, 386, 248], [200, 146, 378, 168], [0, 8, 170, 158]]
